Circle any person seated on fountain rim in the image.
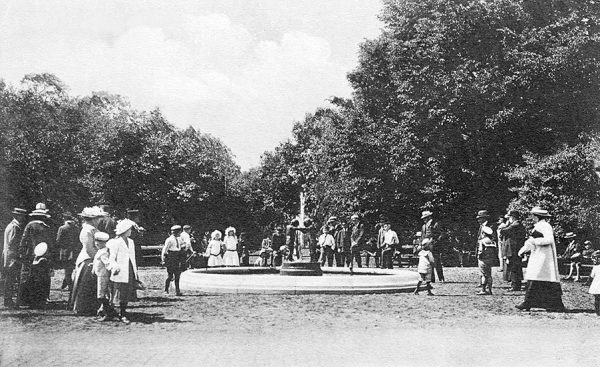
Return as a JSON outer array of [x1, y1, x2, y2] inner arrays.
[[271, 226, 285, 267], [285, 219, 300, 262]]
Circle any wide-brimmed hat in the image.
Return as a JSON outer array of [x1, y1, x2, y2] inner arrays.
[[30, 203, 50, 217], [421, 211, 433, 219], [564, 232, 576, 239], [94, 232, 110, 242], [530, 206, 551, 217], [115, 219, 135, 236], [476, 210, 490, 219], [12, 208, 27, 215], [225, 226, 236, 235], [171, 225, 182, 232], [78, 206, 105, 218], [34, 242, 48, 257]]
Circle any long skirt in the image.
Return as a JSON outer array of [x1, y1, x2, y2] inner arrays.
[[523, 280, 565, 310], [223, 250, 239, 266], [69, 259, 97, 315]]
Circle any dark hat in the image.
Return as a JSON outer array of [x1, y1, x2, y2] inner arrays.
[[12, 208, 27, 215], [476, 210, 489, 219], [507, 210, 521, 219]]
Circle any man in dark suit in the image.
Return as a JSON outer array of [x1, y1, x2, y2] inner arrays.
[[3, 208, 27, 308], [421, 210, 444, 282], [55, 213, 79, 291], [499, 210, 526, 291]]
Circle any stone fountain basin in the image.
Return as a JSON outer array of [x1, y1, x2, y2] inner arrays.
[[179, 266, 419, 294]]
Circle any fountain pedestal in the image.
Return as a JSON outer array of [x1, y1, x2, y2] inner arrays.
[[279, 261, 323, 276]]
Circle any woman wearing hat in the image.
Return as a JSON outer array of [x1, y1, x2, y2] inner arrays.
[[161, 225, 185, 295], [16, 205, 53, 308], [516, 207, 565, 311], [107, 219, 139, 324], [70, 206, 104, 315]]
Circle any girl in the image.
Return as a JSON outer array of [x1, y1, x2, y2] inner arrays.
[[204, 230, 224, 267], [414, 243, 435, 296], [222, 227, 240, 267], [92, 232, 115, 320], [588, 251, 600, 315], [108, 219, 139, 324]]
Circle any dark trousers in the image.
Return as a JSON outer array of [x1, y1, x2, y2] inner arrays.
[[508, 256, 523, 290], [335, 250, 344, 267], [431, 252, 444, 282], [321, 247, 334, 267], [3, 263, 19, 305], [165, 271, 181, 293], [595, 295, 600, 316], [349, 248, 362, 268], [381, 251, 394, 269]]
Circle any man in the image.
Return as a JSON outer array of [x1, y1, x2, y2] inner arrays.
[[271, 226, 286, 266], [17, 204, 53, 308], [421, 210, 445, 282], [349, 214, 365, 269], [2, 208, 27, 308], [381, 221, 399, 269], [369, 215, 386, 268], [56, 213, 79, 291], [333, 220, 347, 267], [285, 219, 300, 262], [499, 210, 526, 291]]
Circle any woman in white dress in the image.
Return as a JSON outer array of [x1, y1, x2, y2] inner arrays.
[[222, 227, 240, 266], [204, 230, 224, 267]]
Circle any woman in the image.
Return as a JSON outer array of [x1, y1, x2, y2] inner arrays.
[[204, 230, 224, 267], [107, 219, 139, 324], [161, 225, 184, 295], [222, 227, 240, 267], [69, 206, 103, 315], [516, 206, 565, 312]]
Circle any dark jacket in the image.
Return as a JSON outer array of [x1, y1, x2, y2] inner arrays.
[[498, 220, 526, 258]]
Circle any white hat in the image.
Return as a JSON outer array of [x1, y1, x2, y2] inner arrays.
[[79, 206, 105, 218], [421, 211, 433, 219], [351, 214, 359, 220], [115, 219, 135, 236], [415, 231, 422, 237], [94, 232, 110, 242], [225, 226, 236, 235], [171, 225, 182, 232], [34, 242, 48, 257], [530, 206, 551, 217]]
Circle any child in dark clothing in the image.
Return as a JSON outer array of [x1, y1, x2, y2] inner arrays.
[[25, 242, 52, 309]]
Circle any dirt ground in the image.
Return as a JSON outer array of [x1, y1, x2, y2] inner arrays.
[[1, 266, 599, 367]]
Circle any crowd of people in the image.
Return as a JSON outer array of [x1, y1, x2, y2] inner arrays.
[[2, 202, 600, 321]]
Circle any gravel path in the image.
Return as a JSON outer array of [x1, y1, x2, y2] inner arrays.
[[1, 266, 599, 366]]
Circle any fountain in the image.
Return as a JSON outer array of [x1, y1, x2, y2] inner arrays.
[[179, 190, 419, 294]]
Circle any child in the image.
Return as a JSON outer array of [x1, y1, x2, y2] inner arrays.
[[204, 230, 224, 267], [25, 242, 52, 309], [477, 227, 497, 295], [259, 236, 272, 267], [588, 251, 600, 315], [414, 243, 435, 296], [92, 231, 115, 321]]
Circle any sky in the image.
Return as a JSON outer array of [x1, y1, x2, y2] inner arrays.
[[0, 0, 383, 170]]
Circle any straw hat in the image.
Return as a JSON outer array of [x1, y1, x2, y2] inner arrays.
[[115, 219, 135, 236], [78, 206, 105, 218], [421, 210, 433, 219], [34, 242, 48, 257], [171, 225, 182, 232], [12, 208, 27, 215], [530, 206, 551, 217], [476, 210, 489, 219], [564, 232, 576, 239]]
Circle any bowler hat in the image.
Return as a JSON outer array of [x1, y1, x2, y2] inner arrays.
[[476, 210, 490, 219]]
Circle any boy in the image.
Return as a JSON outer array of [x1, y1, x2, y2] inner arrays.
[[92, 232, 115, 321], [414, 243, 435, 296]]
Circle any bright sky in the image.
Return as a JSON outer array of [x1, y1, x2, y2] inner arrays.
[[0, 0, 383, 170]]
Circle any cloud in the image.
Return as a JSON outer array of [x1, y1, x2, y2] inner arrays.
[[0, 2, 363, 169]]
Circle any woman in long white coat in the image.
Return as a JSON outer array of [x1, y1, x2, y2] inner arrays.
[[516, 207, 565, 312], [222, 227, 240, 267]]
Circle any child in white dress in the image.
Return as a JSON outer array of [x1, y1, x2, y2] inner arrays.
[[587, 251, 600, 315], [222, 227, 240, 267], [204, 230, 224, 267], [92, 232, 115, 320], [414, 243, 435, 296]]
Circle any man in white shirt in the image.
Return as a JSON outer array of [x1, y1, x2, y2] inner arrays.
[[318, 226, 336, 267], [381, 221, 399, 269]]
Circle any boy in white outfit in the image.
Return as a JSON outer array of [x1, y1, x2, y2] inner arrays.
[[92, 232, 115, 321]]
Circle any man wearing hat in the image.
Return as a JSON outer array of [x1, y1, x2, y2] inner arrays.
[[56, 213, 80, 291], [349, 214, 365, 269], [421, 210, 444, 282], [16, 204, 53, 308], [2, 208, 27, 308], [162, 225, 185, 295], [499, 210, 526, 291], [270, 225, 286, 266]]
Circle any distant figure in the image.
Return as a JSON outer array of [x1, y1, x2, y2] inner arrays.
[[561, 232, 583, 281], [421, 210, 444, 282], [92, 232, 115, 321], [205, 230, 224, 267], [21, 242, 52, 309], [477, 227, 497, 295], [238, 232, 250, 266], [381, 221, 398, 269], [162, 225, 185, 296], [271, 226, 285, 267], [285, 219, 300, 262], [259, 233, 272, 267], [56, 213, 80, 291], [587, 251, 600, 316], [318, 226, 335, 267], [349, 214, 365, 269], [499, 210, 526, 291], [223, 227, 240, 267], [2, 207, 27, 308]]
